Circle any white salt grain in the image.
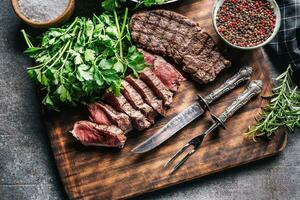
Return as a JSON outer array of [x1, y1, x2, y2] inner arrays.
[[18, 0, 69, 23]]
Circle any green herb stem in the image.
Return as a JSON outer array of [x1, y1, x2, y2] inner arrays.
[[21, 29, 34, 48], [120, 7, 129, 36], [245, 65, 300, 140], [113, 9, 123, 58], [49, 41, 71, 69]]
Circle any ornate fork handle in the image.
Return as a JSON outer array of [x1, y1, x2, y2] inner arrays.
[[204, 66, 253, 104], [219, 80, 263, 123]]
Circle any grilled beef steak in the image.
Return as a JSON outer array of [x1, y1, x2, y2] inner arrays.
[[88, 102, 132, 132], [71, 121, 126, 148], [88, 103, 112, 126], [126, 75, 165, 116], [103, 92, 151, 131], [121, 80, 157, 124], [140, 68, 173, 106], [153, 57, 185, 92], [130, 10, 231, 84], [140, 49, 156, 65], [139, 49, 185, 92]]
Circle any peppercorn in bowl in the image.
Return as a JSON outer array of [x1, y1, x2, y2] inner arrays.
[[212, 0, 281, 50]]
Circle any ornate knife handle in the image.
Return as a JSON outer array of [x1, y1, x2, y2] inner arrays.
[[203, 66, 253, 105], [218, 80, 263, 123]]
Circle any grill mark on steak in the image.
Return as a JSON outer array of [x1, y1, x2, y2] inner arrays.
[[150, 10, 199, 28], [121, 80, 157, 124], [132, 19, 203, 59], [139, 68, 173, 107], [88, 102, 132, 132], [181, 35, 214, 74], [71, 121, 127, 149], [103, 92, 151, 131], [135, 12, 204, 44], [130, 10, 231, 84], [125, 75, 165, 116]]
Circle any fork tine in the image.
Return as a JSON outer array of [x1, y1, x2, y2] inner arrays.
[[165, 127, 212, 171], [170, 149, 196, 174], [164, 143, 190, 168]]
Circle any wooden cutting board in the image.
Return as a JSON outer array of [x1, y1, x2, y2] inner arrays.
[[45, 1, 287, 199]]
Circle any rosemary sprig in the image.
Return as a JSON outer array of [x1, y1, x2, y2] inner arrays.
[[245, 65, 300, 140]]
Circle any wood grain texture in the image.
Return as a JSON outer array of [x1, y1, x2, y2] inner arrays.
[[45, 1, 287, 199]]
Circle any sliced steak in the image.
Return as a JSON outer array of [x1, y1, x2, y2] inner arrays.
[[88, 102, 132, 132], [140, 49, 156, 65], [130, 10, 231, 84], [71, 121, 126, 148], [139, 49, 185, 92], [126, 75, 165, 116], [153, 56, 185, 92], [103, 92, 151, 131], [121, 80, 157, 124], [140, 68, 173, 107], [88, 103, 112, 126]]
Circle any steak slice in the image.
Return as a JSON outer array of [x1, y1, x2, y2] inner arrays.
[[130, 10, 231, 84], [153, 56, 185, 92], [139, 49, 185, 92], [88, 102, 132, 132], [71, 121, 126, 148], [103, 92, 151, 131], [140, 49, 156, 65], [88, 103, 112, 126], [126, 75, 165, 116], [140, 68, 173, 107], [121, 80, 157, 124]]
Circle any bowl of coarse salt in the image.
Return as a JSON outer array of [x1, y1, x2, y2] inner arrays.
[[11, 0, 75, 28]]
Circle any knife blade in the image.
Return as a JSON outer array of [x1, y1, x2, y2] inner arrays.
[[133, 103, 204, 153], [132, 66, 253, 153]]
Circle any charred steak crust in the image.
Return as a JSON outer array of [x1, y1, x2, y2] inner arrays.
[[121, 80, 157, 124], [89, 102, 132, 132], [125, 75, 165, 116], [71, 121, 127, 148], [140, 68, 173, 107], [130, 10, 231, 84], [103, 92, 151, 131]]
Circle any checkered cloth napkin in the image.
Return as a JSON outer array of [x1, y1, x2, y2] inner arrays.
[[265, 0, 300, 71]]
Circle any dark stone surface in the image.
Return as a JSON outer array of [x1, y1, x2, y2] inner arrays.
[[0, 1, 299, 200]]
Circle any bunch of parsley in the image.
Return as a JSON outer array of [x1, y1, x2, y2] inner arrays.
[[22, 9, 145, 111]]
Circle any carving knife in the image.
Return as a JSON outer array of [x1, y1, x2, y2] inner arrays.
[[132, 66, 253, 153], [165, 80, 263, 174]]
